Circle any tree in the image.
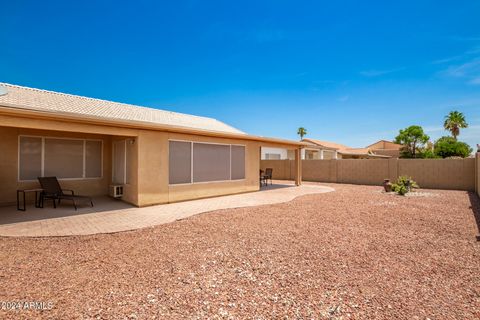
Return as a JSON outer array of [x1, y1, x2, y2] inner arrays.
[[297, 127, 307, 139], [433, 136, 472, 158], [444, 111, 468, 140], [394, 125, 430, 158], [420, 141, 439, 158]]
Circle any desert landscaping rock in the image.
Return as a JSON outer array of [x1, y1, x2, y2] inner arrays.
[[378, 190, 439, 197], [0, 183, 479, 319]]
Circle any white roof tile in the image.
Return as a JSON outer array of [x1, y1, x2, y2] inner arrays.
[[0, 83, 245, 134]]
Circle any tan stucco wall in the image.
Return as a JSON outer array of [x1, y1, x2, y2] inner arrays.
[[261, 158, 476, 191], [111, 136, 139, 206], [0, 126, 114, 206], [368, 141, 385, 149], [136, 131, 262, 206], [369, 141, 402, 150]]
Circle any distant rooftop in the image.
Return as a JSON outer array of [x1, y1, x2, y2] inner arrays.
[[301, 138, 350, 150], [0, 83, 245, 135], [301, 138, 395, 158]]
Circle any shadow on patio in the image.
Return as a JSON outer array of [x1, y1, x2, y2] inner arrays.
[[0, 196, 135, 225], [259, 183, 293, 191]]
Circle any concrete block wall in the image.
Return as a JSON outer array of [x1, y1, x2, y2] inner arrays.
[[476, 153, 479, 196], [261, 158, 477, 191], [398, 158, 475, 190]]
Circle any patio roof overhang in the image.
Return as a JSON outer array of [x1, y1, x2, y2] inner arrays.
[[0, 103, 306, 148]]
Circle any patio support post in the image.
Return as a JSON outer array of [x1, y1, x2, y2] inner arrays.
[[295, 148, 302, 186]]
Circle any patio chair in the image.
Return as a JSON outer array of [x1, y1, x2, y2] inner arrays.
[[264, 168, 273, 186], [260, 169, 268, 186], [37, 177, 93, 210]]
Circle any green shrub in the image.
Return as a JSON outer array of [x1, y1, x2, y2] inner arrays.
[[434, 136, 472, 158], [392, 176, 419, 195], [420, 149, 440, 158]]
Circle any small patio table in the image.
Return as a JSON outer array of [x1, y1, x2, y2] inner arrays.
[[17, 188, 43, 211]]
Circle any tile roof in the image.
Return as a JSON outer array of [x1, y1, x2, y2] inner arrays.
[[0, 83, 245, 135], [339, 147, 371, 155], [302, 138, 392, 158], [301, 138, 350, 150]]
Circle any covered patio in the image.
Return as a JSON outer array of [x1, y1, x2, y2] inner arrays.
[[259, 144, 303, 186], [0, 125, 140, 208], [0, 181, 333, 237]]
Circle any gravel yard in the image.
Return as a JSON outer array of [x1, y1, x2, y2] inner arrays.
[[0, 183, 479, 319]]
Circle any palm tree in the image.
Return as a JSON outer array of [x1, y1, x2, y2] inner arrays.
[[444, 111, 468, 140], [297, 127, 307, 140]]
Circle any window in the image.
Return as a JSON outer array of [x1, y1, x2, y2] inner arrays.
[[169, 141, 246, 185], [44, 138, 84, 178], [169, 141, 191, 184], [193, 143, 230, 183], [265, 153, 281, 160], [231, 145, 245, 180], [322, 150, 335, 160], [19, 136, 42, 180], [305, 150, 319, 160], [18, 136, 103, 181], [86, 140, 103, 178]]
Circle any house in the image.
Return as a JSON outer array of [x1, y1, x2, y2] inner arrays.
[[261, 147, 289, 160], [0, 83, 303, 207], [366, 140, 402, 158], [260, 139, 401, 160], [301, 138, 396, 159]]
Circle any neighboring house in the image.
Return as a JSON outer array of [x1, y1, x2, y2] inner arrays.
[[301, 138, 394, 159], [0, 83, 303, 207], [366, 140, 402, 158], [261, 147, 289, 160], [260, 139, 400, 161]]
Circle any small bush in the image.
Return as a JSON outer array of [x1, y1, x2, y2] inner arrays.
[[420, 149, 440, 159], [392, 176, 419, 195]]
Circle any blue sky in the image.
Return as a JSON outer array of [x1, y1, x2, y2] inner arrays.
[[1, 1, 479, 148]]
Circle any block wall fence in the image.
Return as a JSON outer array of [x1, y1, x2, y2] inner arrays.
[[476, 153, 479, 196], [262, 156, 480, 192]]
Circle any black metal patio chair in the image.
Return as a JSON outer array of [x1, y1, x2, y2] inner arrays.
[[37, 177, 94, 210], [259, 169, 265, 186], [263, 168, 273, 186]]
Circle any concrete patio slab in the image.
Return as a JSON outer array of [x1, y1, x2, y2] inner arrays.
[[0, 182, 334, 237]]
